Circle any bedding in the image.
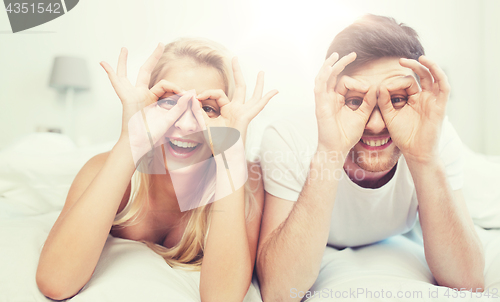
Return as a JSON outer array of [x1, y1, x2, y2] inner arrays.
[[0, 213, 262, 302], [0, 133, 499, 302], [0, 133, 261, 302], [305, 225, 500, 302]]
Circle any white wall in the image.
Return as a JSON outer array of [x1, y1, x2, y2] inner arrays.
[[0, 0, 499, 154], [483, 0, 500, 155]]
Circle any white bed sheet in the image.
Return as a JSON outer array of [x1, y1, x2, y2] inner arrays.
[[0, 211, 263, 302], [0, 133, 262, 301], [1, 133, 499, 302], [304, 225, 500, 302]]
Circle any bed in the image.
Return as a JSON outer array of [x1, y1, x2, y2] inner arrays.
[[0, 133, 499, 301]]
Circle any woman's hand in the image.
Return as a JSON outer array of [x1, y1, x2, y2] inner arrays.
[[100, 43, 183, 139], [196, 57, 279, 142], [127, 92, 198, 168], [378, 56, 449, 165], [314, 52, 376, 157]]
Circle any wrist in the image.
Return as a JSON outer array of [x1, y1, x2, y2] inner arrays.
[[115, 135, 131, 151], [110, 137, 136, 172], [312, 149, 345, 169], [316, 144, 349, 163], [306, 152, 345, 185], [405, 154, 443, 175], [230, 124, 247, 146], [403, 151, 440, 167]]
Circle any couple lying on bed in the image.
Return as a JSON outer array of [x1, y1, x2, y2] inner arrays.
[[35, 14, 485, 301]]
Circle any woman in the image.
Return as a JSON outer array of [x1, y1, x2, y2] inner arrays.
[[36, 38, 278, 301]]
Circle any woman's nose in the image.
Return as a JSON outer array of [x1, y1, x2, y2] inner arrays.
[[174, 100, 198, 133], [365, 106, 387, 134]]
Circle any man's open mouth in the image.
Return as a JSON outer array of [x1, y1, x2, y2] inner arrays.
[[360, 137, 391, 147]]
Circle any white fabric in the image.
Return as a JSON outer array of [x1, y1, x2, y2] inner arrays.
[[0, 133, 115, 215], [303, 224, 500, 302], [0, 133, 262, 302], [0, 212, 262, 302], [1, 132, 499, 302], [260, 111, 464, 248], [462, 145, 500, 228]]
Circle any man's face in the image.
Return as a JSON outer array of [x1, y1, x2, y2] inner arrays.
[[344, 57, 416, 172]]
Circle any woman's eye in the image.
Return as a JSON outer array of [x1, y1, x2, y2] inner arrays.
[[391, 96, 408, 109], [345, 98, 363, 111], [203, 106, 220, 118], [157, 97, 178, 110]]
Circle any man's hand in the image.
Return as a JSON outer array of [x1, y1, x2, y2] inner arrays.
[[314, 52, 375, 155], [378, 56, 484, 289], [378, 56, 449, 164]]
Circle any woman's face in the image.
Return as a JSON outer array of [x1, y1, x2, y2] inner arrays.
[[154, 58, 225, 172]]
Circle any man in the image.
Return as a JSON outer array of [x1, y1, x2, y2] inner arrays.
[[256, 15, 484, 301]]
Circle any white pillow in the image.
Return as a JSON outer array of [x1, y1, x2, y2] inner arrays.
[[462, 145, 500, 228], [0, 133, 115, 214], [0, 212, 262, 302]]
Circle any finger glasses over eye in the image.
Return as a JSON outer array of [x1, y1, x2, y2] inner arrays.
[[157, 93, 221, 118], [344, 94, 408, 111]]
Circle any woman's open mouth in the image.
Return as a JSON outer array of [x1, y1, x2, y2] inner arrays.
[[167, 138, 200, 159]]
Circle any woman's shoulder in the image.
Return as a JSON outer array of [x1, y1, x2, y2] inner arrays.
[[72, 151, 131, 215], [86, 151, 110, 168]]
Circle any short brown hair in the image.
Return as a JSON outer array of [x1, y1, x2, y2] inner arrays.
[[326, 14, 425, 74]]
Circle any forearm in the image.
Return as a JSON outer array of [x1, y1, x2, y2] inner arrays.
[[200, 155, 252, 302], [258, 152, 343, 302], [407, 158, 484, 290], [37, 138, 136, 298]]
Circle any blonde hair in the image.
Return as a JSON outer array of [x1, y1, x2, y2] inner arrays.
[[149, 38, 234, 98], [112, 38, 257, 269]]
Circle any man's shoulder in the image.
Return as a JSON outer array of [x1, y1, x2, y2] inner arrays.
[[262, 106, 318, 150]]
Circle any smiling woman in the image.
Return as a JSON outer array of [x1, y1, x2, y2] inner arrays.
[[35, 37, 278, 301], [111, 39, 234, 266]]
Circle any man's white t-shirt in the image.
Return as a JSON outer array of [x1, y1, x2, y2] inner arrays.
[[259, 110, 464, 248]]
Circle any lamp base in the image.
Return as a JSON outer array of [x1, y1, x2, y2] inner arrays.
[[64, 87, 75, 140]]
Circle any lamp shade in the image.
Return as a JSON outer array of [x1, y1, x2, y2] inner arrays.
[[49, 56, 90, 91]]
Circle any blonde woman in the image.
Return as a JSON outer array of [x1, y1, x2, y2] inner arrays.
[[36, 39, 278, 301]]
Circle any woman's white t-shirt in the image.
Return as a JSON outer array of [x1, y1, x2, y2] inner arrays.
[[259, 111, 464, 248]]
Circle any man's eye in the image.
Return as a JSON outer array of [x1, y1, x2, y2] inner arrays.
[[345, 98, 363, 111], [158, 97, 178, 110], [203, 106, 220, 118], [391, 96, 408, 109]]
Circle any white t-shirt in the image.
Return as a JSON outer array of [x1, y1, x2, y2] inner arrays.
[[259, 110, 464, 249]]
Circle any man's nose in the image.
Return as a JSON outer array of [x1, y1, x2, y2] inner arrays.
[[174, 100, 198, 133], [365, 106, 386, 134]]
